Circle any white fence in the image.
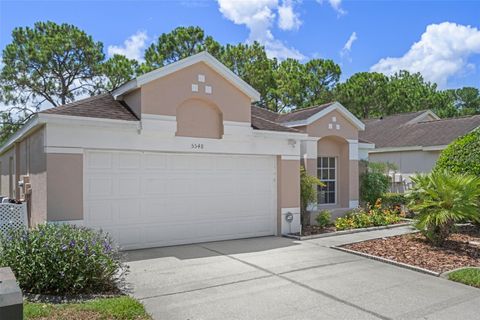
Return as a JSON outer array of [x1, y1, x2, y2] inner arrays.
[[0, 203, 28, 236]]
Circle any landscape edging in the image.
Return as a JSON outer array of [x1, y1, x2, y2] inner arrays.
[[283, 222, 413, 240], [23, 292, 123, 304], [331, 245, 441, 277]]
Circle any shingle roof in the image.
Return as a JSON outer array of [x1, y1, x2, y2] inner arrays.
[[276, 102, 335, 123], [41, 93, 299, 133], [251, 115, 299, 133], [361, 112, 480, 148], [41, 93, 138, 121]]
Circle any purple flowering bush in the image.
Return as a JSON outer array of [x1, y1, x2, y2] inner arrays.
[[0, 223, 126, 295]]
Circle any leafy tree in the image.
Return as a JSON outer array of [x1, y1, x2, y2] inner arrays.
[[0, 112, 25, 144], [101, 54, 139, 91], [303, 59, 341, 107], [219, 42, 277, 110], [446, 87, 480, 116], [274, 58, 307, 112], [435, 129, 480, 177], [335, 72, 388, 119], [408, 170, 480, 246], [142, 26, 222, 72], [386, 71, 456, 117], [0, 21, 105, 108]]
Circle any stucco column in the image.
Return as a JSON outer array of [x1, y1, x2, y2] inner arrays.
[[347, 139, 359, 208], [300, 139, 318, 178], [277, 155, 301, 235]]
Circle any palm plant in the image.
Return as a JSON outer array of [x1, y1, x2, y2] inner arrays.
[[408, 170, 480, 246]]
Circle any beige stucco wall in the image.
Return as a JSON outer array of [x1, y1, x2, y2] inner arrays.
[[141, 62, 251, 123], [369, 150, 441, 174], [46, 153, 83, 221], [0, 147, 15, 198], [0, 128, 47, 225], [303, 110, 358, 141], [349, 160, 359, 201], [176, 98, 223, 139], [279, 159, 300, 209], [316, 136, 350, 208], [123, 88, 141, 118]]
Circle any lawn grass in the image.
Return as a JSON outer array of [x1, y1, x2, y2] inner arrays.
[[448, 268, 480, 288], [24, 296, 151, 320]]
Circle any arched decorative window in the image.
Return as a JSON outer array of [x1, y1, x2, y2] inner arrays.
[[176, 98, 223, 139]]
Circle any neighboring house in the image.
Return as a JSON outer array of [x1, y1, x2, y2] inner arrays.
[[359, 110, 480, 192], [0, 52, 364, 250]]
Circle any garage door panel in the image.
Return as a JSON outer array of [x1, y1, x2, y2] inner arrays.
[[86, 200, 114, 224], [118, 176, 141, 196], [87, 151, 113, 170], [87, 177, 114, 197], [116, 152, 141, 170], [85, 151, 276, 249]]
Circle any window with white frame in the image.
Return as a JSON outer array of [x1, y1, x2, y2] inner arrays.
[[317, 157, 336, 204]]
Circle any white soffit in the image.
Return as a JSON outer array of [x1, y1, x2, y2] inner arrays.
[[112, 51, 261, 102], [283, 102, 365, 131]]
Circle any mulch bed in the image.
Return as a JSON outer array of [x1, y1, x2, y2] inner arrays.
[[342, 225, 480, 273], [300, 225, 337, 236]]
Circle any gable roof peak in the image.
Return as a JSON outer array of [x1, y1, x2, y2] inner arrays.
[[112, 51, 261, 102]]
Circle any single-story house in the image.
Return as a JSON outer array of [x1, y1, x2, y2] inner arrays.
[[0, 52, 364, 249], [359, 110, 480, 191]]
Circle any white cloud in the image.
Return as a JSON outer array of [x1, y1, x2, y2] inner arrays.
[[371, 22, 480, 88], [107, 31, 148, 61], [340, 31, 357, 57], [278, 0, 301, 31], [317, 0, 346, 15], [217, 0, 305, 60]]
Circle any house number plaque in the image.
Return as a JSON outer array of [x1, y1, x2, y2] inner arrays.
[[191, 143, 204, 150]]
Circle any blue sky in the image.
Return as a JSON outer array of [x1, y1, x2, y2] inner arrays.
[[1, 0, 480, 89]]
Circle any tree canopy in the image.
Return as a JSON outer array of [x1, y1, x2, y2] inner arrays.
[[1, 22, 480, 144]]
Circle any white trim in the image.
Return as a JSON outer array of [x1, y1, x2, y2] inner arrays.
[[281, 207, 300, 214], [0, 115, 41, 155], [283, 102, 365, 131], [223, 120, 251, 127], [422, 145, 448, 151], [317, 156, 337, 205], [38, 113, 139, 128], [48, 219, 84, 226], [113, 51, 261, 102], [281, 155, 300, 161], [347, 140, 359, 161], [406, 110, 440, 125], [349, 200, 359, 208], [141, 114, 176, 121], [359, 142, 375, 149], [369, 146, 423, 153], [45, 147, 84, 154], [252, 130, 308, 139]]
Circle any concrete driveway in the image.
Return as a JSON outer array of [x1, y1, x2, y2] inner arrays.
[[125, 227, 480, 320]]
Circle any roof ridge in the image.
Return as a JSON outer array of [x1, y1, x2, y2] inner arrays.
[[416, 114, 480, 124], [364, 109, 429, 121], [41, 93, 110, 112], [251, 114, 299, 132], [287, 101, 335, 114]]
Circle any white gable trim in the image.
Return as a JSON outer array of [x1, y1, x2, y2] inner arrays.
[[282, 102, 365, 131], [112, 51, 261, 102], [405, 110, 440, 125]]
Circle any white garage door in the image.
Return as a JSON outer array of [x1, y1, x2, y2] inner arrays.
[[84, 150, 277, 250]]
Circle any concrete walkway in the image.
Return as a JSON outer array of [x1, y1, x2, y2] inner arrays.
[[126, 226, 480, 320]]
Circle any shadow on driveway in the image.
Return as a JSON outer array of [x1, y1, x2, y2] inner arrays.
[[124, 236, 300, 262]]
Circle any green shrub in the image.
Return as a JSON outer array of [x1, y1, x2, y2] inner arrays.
[[382, 192, 407, 207], [408, 170, 480, 246], [0, 223, 126, 295], [315, 210, 331, 228], [334, 200, 401, 231], [435, 129, 480, 176]]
